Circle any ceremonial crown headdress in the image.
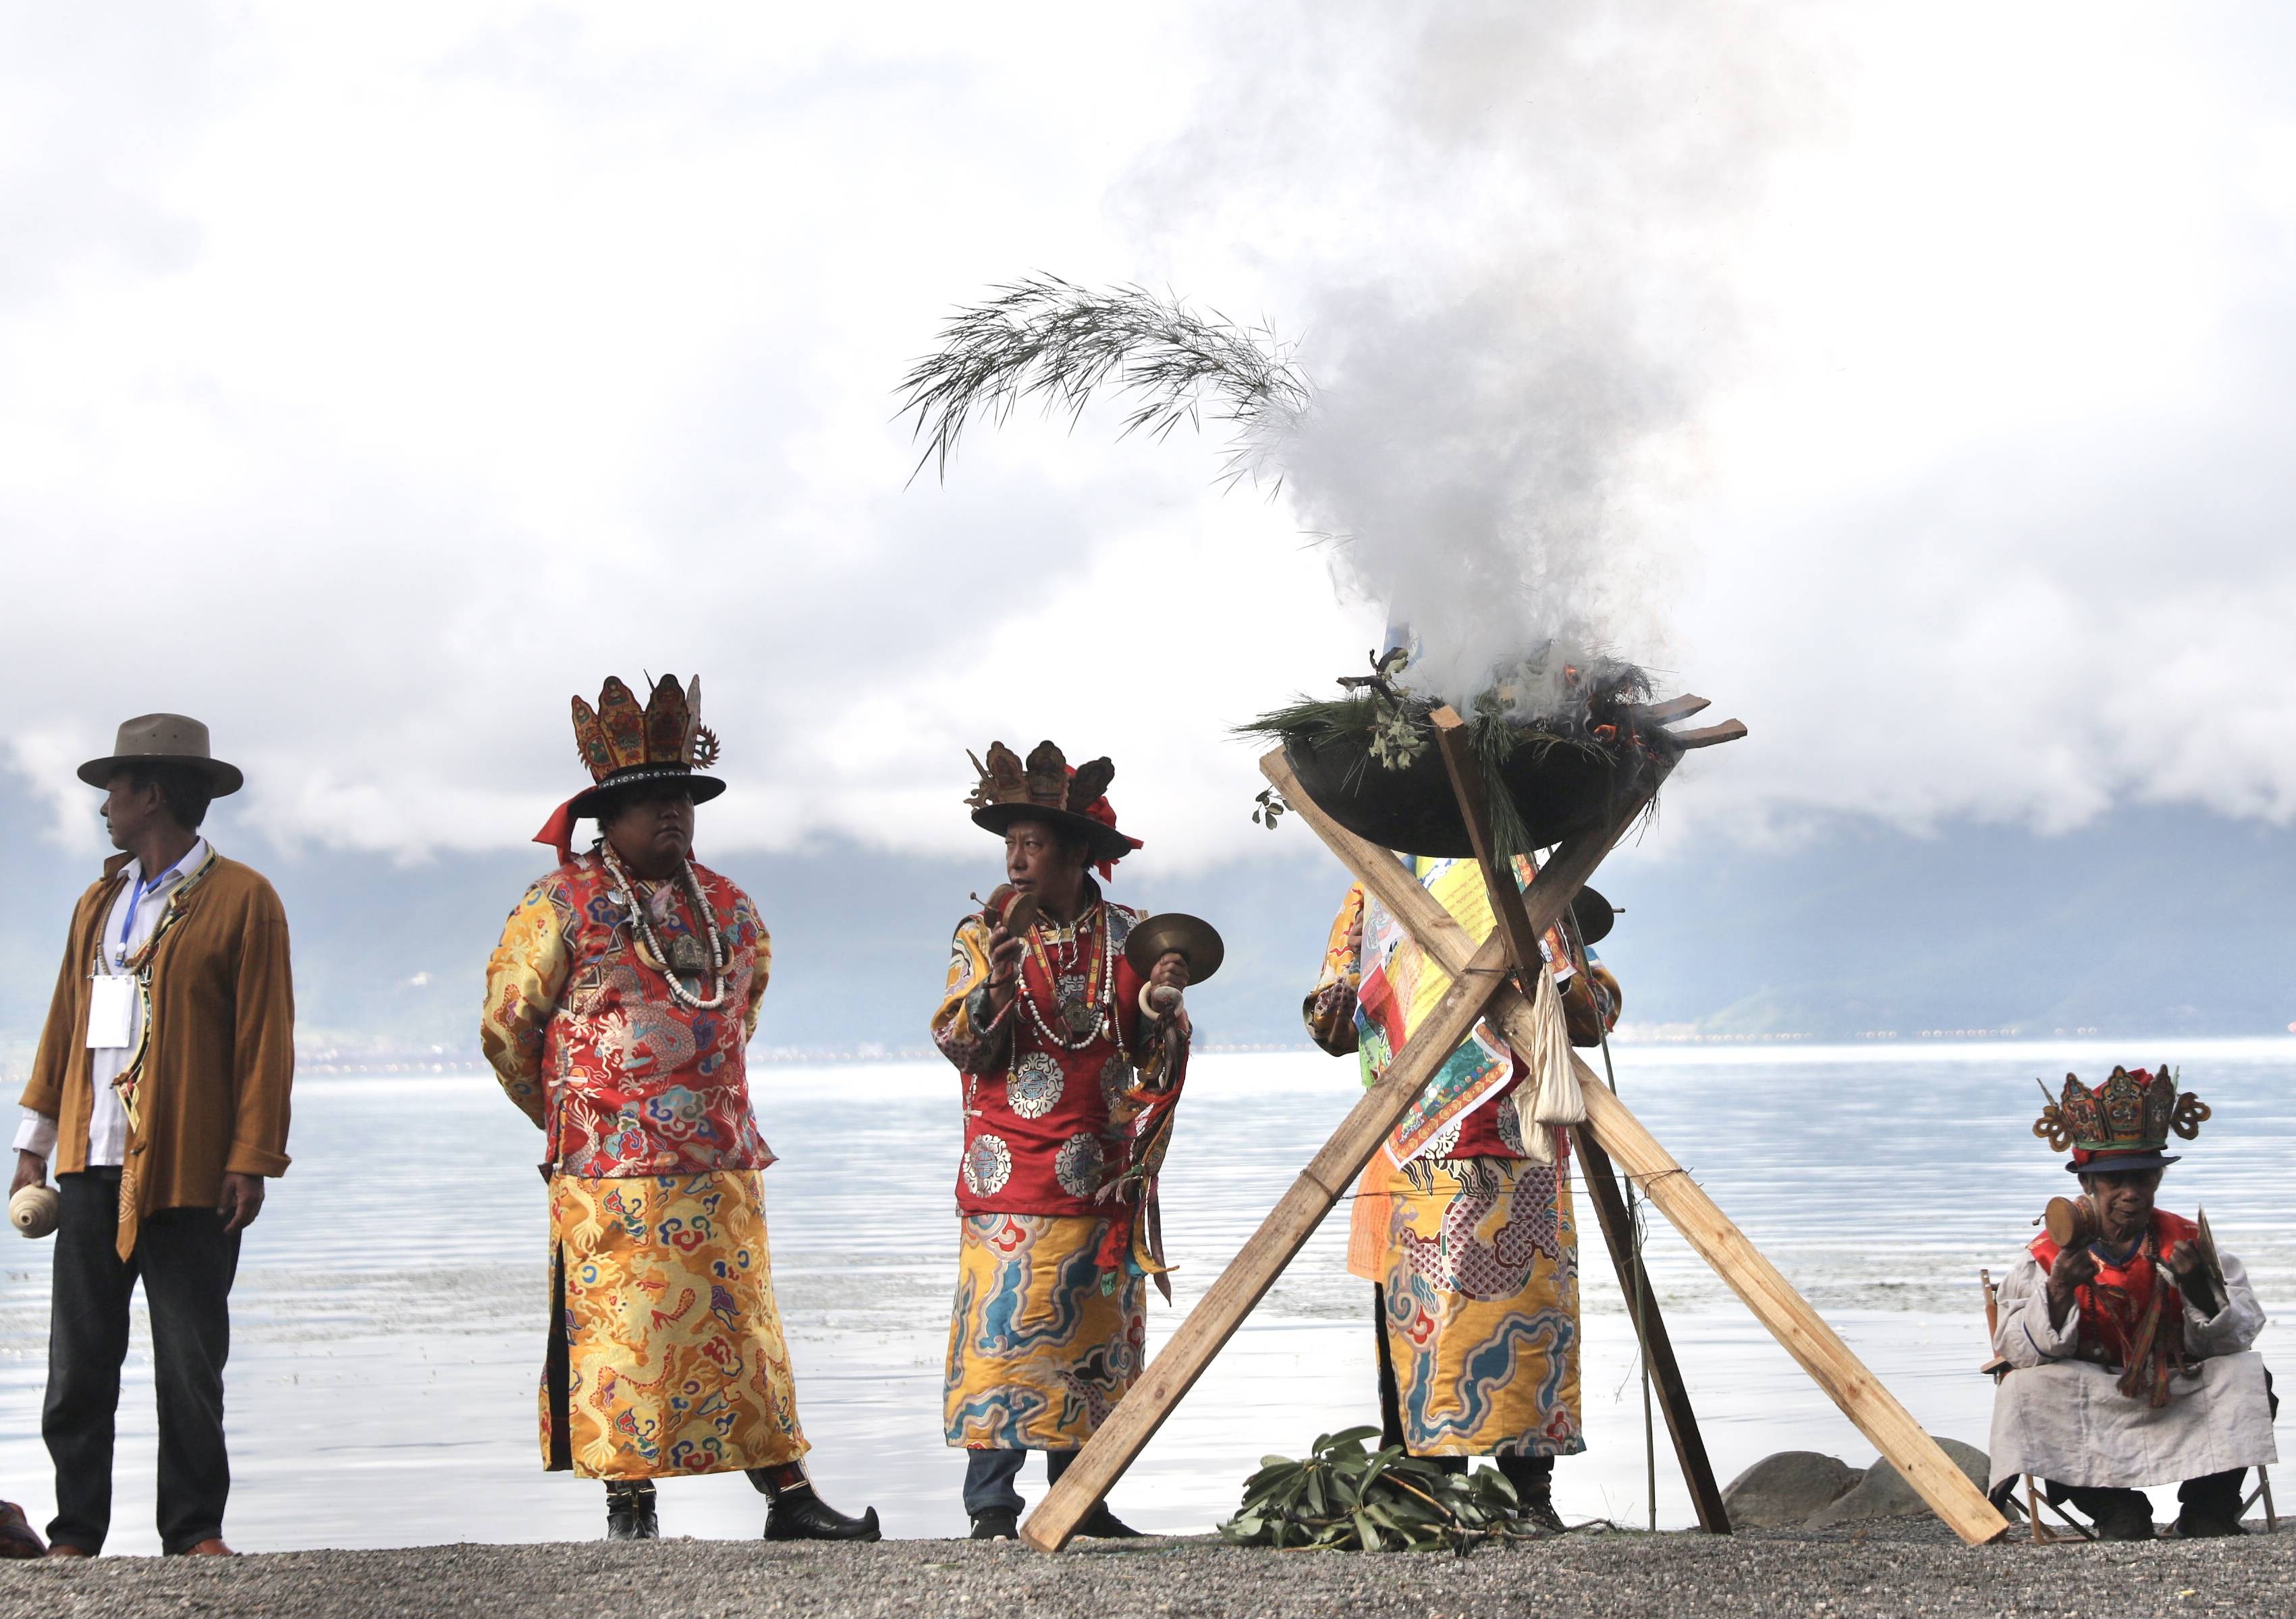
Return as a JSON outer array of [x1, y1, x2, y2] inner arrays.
[[2031, 1064, 2210, 1176], [534, 674, 723, 862], [967, 739, 1141, 875]]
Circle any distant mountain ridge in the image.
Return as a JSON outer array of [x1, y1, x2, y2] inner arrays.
[[1, 773, 2288, 1076]]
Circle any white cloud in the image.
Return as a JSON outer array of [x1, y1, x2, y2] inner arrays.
[[1, 2, 2291, 877]]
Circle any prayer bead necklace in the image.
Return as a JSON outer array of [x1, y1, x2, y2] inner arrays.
[[599, 844, 732, 1010], [1018, 905, 1114, 1051]]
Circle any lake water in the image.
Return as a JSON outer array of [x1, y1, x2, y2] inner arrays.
[[1, 1039, 2289, 1552]]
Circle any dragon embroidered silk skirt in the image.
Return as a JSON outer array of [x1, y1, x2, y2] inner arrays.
[[1379, 1158, 1584, 1457], [944, 1212, 1145, 1450], [543, 1171, 807, 1479]]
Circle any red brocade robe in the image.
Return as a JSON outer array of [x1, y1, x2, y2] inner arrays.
[[481, 851, 806, 1480], [481, 851, 774, 1176], [930, 885, 1188, 1280]]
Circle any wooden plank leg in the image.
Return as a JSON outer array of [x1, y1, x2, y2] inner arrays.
[[1016, 929, 1514, 1552], [2023, 1474, 2093, 1544], [1022, 773, 1662, 1553], [1571, 1124, 1731, 1533], [1570, 1062, 2008, 1544], [1261, 749, 2013, 1546], [1424, 707, 1728, 1533]]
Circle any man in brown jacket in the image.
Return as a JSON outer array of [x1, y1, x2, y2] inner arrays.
[[9, 715, 294, 1558]]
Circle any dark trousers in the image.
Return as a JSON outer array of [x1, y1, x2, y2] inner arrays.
[[963, 1448, 1077, 1516], [44, 1170, 241, 1555], [1375, 1284, 1556, 1503], [2044, 1472, 2247, 1531]]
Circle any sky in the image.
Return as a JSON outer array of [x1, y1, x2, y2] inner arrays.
[[3, 4, 2294, 1038]]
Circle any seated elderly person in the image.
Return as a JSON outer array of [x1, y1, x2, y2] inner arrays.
[[1989, 1066, 2275, 1540]]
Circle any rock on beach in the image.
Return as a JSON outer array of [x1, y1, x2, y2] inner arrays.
[[1718, 1450, 1862, 1528], [1724, 1440, 1994, 1529], [1806, 1439, 1994, 1528]]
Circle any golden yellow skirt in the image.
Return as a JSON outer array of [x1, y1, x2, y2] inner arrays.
[[944, 1212, 1144, 1450], [1379, 1158, 1584, 1457], [543, 1171, 807, 1480]]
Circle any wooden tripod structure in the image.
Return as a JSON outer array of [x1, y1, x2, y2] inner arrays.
[[1021, 704, 2011, 1551]]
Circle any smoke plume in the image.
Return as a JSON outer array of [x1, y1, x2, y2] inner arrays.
[[1137, 1, 1827, 710]]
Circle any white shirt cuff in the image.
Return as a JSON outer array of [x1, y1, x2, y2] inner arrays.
[[14, 1109, 57, 1159]]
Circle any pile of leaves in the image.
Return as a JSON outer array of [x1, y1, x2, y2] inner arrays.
[[1218, 1427, 1548, 1554]]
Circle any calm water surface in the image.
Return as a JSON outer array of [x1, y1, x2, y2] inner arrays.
[[1, 1039, 2288, 1550]]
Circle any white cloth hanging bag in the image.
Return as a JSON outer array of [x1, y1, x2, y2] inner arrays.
[[1525, 959, 1587, 1129]]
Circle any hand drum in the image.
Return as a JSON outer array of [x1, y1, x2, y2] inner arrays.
[[2042, 1195, 2097, 1251], [983, 884, 1041, 936]]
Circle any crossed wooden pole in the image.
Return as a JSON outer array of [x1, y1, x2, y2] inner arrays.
[[1022, 706, 2009, 1550]]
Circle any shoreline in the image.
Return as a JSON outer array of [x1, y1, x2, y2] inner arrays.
[[2, 1523, 2289, 1619], [6, 1031, 2293, 1087]]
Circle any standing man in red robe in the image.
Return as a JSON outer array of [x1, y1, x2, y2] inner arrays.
[[931, 741, 1195, 1539], [483, 674, 878, 1542]]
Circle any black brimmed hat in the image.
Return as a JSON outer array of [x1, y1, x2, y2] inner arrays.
[[535, 674, 723, 862], [566, 674, 723, 817], [1569, 885, 1617, 947], [966, 740, 1141, 869]]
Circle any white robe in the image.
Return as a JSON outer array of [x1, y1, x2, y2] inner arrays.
[[1988, 1246, 2276, 1490]]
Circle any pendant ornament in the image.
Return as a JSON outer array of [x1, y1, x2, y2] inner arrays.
[[601, 844, 732, 1011]]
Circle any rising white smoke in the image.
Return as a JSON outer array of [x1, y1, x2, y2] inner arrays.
[[1136, 1, 1828, 711]]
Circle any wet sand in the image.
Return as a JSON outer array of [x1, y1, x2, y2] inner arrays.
[[1, 1522, 2289, 1619]]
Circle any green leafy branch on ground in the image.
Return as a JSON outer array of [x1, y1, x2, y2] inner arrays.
[[1218, 1427, 1550, 1554]]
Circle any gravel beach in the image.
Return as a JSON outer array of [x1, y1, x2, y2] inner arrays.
[[1, 1523, 2287, 1619]]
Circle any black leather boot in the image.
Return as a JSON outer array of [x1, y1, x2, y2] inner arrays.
[[605, 1481, 658, 1541], [763, 1483, 881, 1542], [2052, 1483, 2154, 1541], [2177, 1469, 2249, 1537], [1074, 1504, 1142, 1539], [1037, 1449, 1140, 1538], [1499, 1454, 1564, 1533]]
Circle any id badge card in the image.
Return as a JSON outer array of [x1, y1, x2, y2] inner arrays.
[[86, 974, 135, 1050]]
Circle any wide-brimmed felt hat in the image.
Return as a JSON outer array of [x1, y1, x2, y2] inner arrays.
[[966, 740, 1140, 869], [2032, 1064, 2208, 1176], [534, 674, 723, 862], [78, 713, 243, 797]]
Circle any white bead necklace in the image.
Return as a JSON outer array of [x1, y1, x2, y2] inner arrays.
[[598, 844, 731, 1011], [1015, 905, 1115, 1052]]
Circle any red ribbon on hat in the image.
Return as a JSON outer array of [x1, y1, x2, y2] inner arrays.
[[1078, 791, 1144, 881], [535, 796, 582, 866]]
